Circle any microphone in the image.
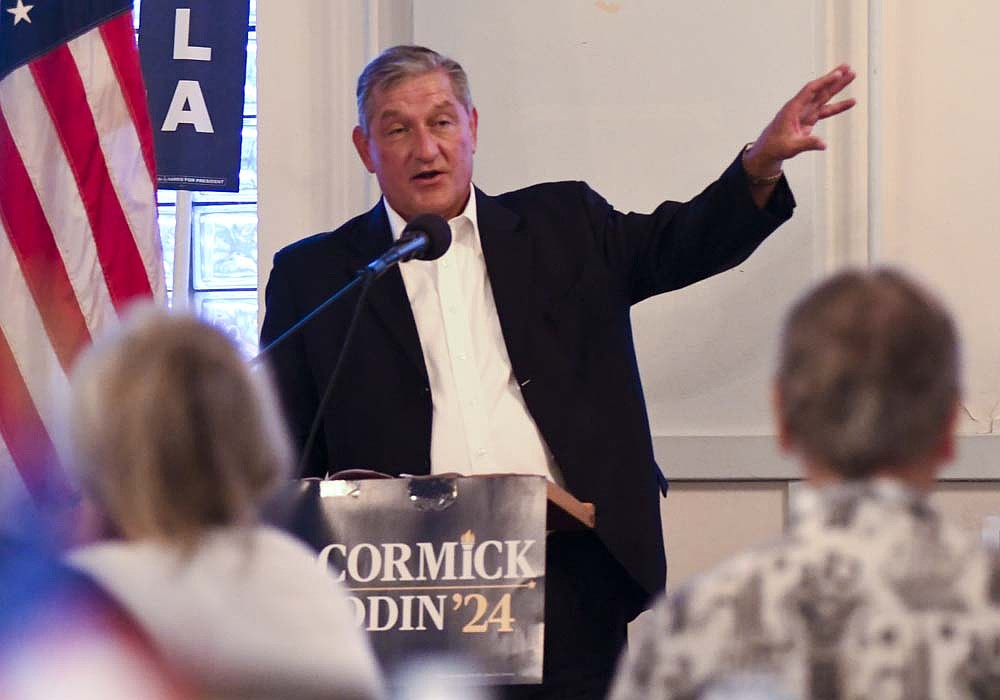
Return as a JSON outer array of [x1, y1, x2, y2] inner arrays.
[[366, 213, 452, 277], [254, 213, 452, 367]]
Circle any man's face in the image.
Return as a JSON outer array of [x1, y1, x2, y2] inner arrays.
[[353, 70, 478, 222]]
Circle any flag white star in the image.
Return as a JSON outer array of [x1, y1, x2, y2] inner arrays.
[[7, 0, 34, 25]]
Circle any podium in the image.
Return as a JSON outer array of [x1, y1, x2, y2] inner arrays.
[[265, 473, 594, 686]]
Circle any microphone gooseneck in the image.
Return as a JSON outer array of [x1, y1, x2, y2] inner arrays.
[[366, 213, 452, 277], [253, 213, 452, 367]]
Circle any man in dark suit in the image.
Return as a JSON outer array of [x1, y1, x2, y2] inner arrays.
[[261, 45, 855, 698]]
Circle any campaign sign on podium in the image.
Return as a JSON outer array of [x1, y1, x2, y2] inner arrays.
[[313, 474, 546, 685]]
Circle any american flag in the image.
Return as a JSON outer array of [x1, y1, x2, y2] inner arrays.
[[0, 0, 164, 504]]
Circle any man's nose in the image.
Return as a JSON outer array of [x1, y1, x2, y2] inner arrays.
[[413, 127, 440, 160]]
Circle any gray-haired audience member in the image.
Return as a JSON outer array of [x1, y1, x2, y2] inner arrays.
[[609, 269, 1000, 700], [66, 306, 384, 700]]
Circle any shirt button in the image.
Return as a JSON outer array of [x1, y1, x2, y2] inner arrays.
[[458, 353, 467, 360], [442, 261, 450, 269], [476, 448, 487, 456]]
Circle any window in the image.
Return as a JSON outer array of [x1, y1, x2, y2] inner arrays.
[[135, 1, 259, 356]]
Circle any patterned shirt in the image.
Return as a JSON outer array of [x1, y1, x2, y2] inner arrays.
[[610, 480, 1000, 700]]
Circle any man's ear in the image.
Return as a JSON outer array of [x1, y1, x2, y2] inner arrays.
[[772, 382, 794, 453], [469, 106, 479, 153], [352, 125, 376, 174]]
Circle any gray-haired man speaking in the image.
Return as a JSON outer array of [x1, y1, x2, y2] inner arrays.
[[262, 45, 855, 698]]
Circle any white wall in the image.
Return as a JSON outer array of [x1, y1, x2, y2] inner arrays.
[[414, 0, 827, 437], [256, 0, 1000, 589], [878, 2, 1000, 435]]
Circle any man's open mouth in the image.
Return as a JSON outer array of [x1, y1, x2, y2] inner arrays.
[[413, 170, 443, 181]]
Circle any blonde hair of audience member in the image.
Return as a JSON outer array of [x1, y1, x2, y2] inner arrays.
[[70, 304, 291, 548], [775, 268, 960, 490]]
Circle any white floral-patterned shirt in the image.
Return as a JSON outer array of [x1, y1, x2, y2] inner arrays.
[[610, 480, 1000, 700]]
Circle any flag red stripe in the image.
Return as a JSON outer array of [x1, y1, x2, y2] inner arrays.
[[99, 12, 157, 184], [0, 106, 92, 370], [29, 46, 153, 310], [0, 327, 69, 502]]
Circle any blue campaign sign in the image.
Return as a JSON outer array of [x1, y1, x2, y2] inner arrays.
[[138, 0, 249, 191]]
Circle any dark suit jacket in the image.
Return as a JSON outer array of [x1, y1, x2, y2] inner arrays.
[[260, 153, 794, 603]]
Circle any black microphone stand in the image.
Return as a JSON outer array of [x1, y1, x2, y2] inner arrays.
[[252, 268, 377, 478], [251, 269, 370, 368], [252, 213, 450, 477]]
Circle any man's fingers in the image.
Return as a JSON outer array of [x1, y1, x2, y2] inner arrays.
[[789, 76, 824, 108], [765, 64, 854, 160], [790, 64, 855, 111], [817, 98, 856, 120], [814, 68, 857, 108], [788, 65, 845, 106], [796, 135, 827, 153]]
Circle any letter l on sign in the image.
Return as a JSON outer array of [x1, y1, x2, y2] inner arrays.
[[173, 8, 211, 61]]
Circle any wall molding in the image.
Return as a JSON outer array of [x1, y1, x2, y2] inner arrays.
[[655, 434, 1000, 481]]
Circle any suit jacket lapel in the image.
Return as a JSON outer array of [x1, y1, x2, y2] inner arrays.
[[343, 191, 534, 385], [476, 188, 536, 381], [345, 201, 428, 382]]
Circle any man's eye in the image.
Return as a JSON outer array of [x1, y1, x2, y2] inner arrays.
[[435, 119, 453, 127], [387, 126, 407, 136]]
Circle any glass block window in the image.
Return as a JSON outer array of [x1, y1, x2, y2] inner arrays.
[[192, 205, 258, 290], [136, 1, 259, 355], [158, 209, 176, 290], [195, 291, 259, 358]]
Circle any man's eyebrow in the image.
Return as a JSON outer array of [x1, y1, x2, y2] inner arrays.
[[376, 101, 459, 123], [376, 108, 406, 123], [430, 100, 458, 113]]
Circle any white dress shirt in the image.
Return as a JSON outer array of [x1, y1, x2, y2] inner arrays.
[[385, 188, 564, 484]]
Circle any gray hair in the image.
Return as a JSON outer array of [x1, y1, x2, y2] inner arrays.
[[69, 304, 292, 548], [777, 268, 960, 479], [356, 45, 472, 134]]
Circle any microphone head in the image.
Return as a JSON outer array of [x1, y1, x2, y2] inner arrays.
[[402, 213, 451, 261]]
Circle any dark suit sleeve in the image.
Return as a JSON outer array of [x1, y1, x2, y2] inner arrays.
[[259, 253, 328, 475], [578, 150, 795, 305]]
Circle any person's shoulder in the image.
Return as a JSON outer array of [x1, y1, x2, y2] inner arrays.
[[618, 543, 792, 699], [493, 180, 596, 207], [252, 524, 326, 562], [486, 182, 615, 232], [652, 532, 799, 637], [272, 209, 373, 266], [935, 516, 1000, 601], [675, 538, 783, 598], [240, 525, 350, 585], [68, 540, 170, 582], [68, 539, 134, 568]]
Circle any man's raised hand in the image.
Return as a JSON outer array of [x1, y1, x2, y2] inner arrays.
[[743, 64, 857, 182]]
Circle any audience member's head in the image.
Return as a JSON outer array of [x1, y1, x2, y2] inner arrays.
[[66, 306, 384, 699], [775, 267, 960, 485], [68, 304, 291, 548]]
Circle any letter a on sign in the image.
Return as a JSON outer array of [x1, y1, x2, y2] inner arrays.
[[162, 80, 215, 133]]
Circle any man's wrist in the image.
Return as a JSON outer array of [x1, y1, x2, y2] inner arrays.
[[742, 141, 783, 187]]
